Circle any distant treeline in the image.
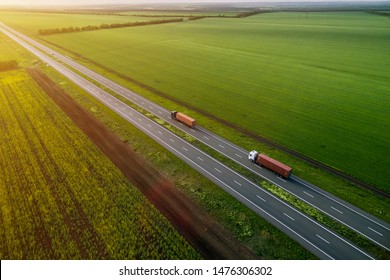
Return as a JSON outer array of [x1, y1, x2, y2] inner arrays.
[[38, 18, 183, 35], [0, 60, 18, 72], [131, 10, 271, 19], [188, 16, 206, 21], [367, 11, 390, 17], [235, 11, 270, 18]]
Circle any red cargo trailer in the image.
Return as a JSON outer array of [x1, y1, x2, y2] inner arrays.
[[171, 111, 196, 128], [248, 150, 292, 178], [258, 154, 292, 178]]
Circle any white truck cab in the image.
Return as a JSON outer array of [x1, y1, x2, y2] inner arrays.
[[248, 150, 259, 162]]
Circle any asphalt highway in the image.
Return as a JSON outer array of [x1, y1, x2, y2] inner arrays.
[[0, 22, 382, 259]]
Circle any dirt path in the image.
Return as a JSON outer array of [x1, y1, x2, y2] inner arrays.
[[28, 67, 257, 260]]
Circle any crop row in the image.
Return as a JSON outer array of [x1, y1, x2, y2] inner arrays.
[[0, 70, 199, 259]]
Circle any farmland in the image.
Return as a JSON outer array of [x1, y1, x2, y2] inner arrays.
[[0, 11, 387, 190], [0, 69, 200, 259], [0, 11, 183, 36]]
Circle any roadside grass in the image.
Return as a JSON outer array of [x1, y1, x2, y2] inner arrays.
[[9, 11, 389, 191], [0, 33, 19, 61], [0, 32, 37, 67], [0, 69, 199, 259]]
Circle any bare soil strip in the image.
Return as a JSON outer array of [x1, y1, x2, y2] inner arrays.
[[27, 67, 257, 260]]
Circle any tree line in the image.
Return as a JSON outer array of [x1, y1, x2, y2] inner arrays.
[[367, 11, 390, 18], [38, 18, 184, 35], [0, 60, 18, 72]]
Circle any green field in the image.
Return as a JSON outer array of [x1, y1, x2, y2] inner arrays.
[[0, 11, 181, 35], [8, 11, 386, 190], [0, 69, 199, 259]]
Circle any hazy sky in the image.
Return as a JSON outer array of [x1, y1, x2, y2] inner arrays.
[[0, 0, 386, 7]]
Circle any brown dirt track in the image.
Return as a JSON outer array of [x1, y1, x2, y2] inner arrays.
[[27, 67, 257, 260]]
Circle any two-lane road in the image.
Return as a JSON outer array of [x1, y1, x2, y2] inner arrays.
[[0, 22, 378, 259]]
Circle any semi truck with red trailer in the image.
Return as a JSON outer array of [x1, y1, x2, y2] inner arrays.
[[171, 111, 196, 128], [248, 150, 292, 178]]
